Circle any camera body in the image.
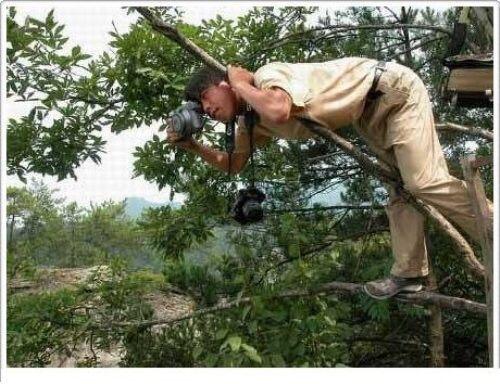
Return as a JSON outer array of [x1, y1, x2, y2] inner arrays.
[[167, 101, 205, 139], [230, 187, 266, 224], [167, 101, 266, 224]]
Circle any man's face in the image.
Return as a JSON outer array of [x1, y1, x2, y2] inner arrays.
[[200, 81, 238, 122]]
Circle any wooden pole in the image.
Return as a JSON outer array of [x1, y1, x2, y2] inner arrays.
[[460, 154, 493, 367]]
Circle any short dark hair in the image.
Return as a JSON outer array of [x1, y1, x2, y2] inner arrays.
[[184, 66, 226, 102]]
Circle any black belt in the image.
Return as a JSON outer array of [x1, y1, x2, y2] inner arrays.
[[367, 61, 386, 100]]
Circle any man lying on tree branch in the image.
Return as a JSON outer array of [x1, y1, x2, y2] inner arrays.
[[166, 57, 493, 300]]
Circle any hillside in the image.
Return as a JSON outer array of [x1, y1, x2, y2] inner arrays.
[[124, 197, 181, 219]]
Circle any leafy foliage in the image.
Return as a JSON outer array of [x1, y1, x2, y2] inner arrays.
[[8, 262, 163, 367]]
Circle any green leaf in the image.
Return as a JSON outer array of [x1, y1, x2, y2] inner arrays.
[[46, 9, 55, 29], [78, 54, 91, 61], [324, 315, 336, 327], [248, 320, 258, 334], [241, 304, 251, 321], [203, 354, 218, 367], [270, 353, 286, 367], [170, 83, 185, 91], [71, 45, 81, 57], [192, 346, 203, 359], [28, 17, 45, 28], [215, 328, 228, 340], [226, 336, 241, 352], [241, 343, 262, 364]]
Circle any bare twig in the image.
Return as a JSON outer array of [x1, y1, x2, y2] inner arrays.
[[265, 23, 451, 52], [390, 36, 445, 61]]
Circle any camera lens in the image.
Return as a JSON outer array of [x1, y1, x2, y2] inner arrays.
[[242, 199, 263, 221], [170, 115, 183, 134]]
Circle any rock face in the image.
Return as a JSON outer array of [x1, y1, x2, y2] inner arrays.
[[9, 267, 195, 367], [145, 291, 196, 328], [9, 266, 112, 294], [49, 343, 126, 368]]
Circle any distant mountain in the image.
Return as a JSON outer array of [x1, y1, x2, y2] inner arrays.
[[124, 197, 181, 219]]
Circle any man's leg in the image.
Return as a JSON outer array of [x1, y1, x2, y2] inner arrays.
[[364, 66, 492, 299], [363, 186, 428, 299], [389, 81, 492, 244], [386, 187, 428, 278]]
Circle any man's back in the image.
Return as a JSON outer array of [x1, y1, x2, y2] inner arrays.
[[253, 57, 377, 135]]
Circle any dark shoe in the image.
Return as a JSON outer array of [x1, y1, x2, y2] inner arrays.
[[363, 275, 424, 300]]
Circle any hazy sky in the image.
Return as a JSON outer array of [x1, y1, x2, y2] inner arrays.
[[4, 2, 452, 207]]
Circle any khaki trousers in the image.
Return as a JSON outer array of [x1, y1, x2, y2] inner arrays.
[[356, 62, 493, 278]]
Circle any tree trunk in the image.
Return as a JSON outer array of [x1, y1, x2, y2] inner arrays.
[[461, 155, 494, 367], [426, 273, 445, 366], [9, 214, 15, 244], [400, 7, 414, 66], [424, 234, 445, 367]]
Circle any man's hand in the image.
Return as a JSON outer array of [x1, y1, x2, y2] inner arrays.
[[227, 64, 254, 89], [166, 125, 195, 150]]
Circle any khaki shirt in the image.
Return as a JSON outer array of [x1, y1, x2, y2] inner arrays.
[[245, 57, 379, 139]]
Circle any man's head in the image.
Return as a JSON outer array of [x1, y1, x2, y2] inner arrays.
[[184, 66, 240, 122]]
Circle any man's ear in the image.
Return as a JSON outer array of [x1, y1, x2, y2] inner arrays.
[[219, 80, 231, 89]]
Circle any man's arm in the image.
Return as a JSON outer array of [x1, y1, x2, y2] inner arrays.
[[179, 140, 247, 175], [167, 126, 270, 175], [228, 65, 293, 125]]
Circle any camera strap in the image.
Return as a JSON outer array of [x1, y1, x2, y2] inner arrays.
[[225, 119, 235, 178], [244, 105, 258, 188], [225, 105, 258, 185]]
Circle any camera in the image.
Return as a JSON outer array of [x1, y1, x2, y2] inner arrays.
[[167, 101, 205, 139], [230, 187, 266, 224]]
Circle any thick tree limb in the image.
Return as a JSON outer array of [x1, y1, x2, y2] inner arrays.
[[133, 7, 226, 73], [436, 122, 493, 141], [347, 336, 428, 348], [135, 7, 484, 279], [109, 281, 486, 329]]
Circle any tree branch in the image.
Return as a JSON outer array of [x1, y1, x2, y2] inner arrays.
[[133, 7, 226, 73], [270, 205, 385, 214], [109, 281, 486, 329], [436, 122, 493, 141]]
